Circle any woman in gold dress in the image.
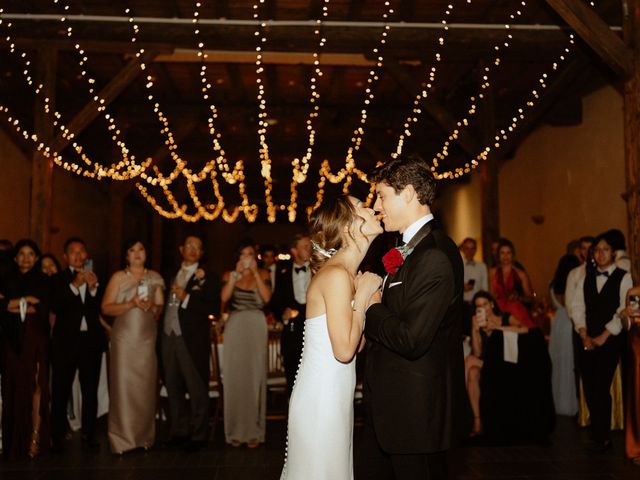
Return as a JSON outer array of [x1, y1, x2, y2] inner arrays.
[[102, 239, 164, 453]]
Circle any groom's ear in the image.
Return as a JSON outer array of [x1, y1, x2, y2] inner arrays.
[[401, 184, 416, 204]]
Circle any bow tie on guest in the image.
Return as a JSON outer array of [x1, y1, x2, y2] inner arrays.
[[294, 266, 307, 274], [596, 270, 610, 278]]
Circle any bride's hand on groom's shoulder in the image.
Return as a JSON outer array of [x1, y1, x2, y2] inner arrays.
[[356, 272, 382, 297]]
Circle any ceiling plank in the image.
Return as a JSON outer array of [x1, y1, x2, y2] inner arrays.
[[497, 54, 591, 160], [545, 0, 632, 78], [385, 59, 481, 156], [52, 51, 157, 153]]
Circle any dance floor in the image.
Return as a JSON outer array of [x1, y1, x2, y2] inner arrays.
[[1, 416, 638, 479]]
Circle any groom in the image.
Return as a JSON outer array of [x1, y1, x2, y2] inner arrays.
[[359, 154, 465, 479]]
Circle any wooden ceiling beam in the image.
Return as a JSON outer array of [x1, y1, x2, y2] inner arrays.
[[496, 54, 591, 160], [385, 59, 481, 156], [545, 0, 632, 78], [51, 51, 157, 153]]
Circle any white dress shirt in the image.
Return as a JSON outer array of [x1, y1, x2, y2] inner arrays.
[[570, 263, 632, 336], [402, 214, 434, 245], [615, 250, 631, 272], [292, 261, 311, 305], [463, 259, 488, 302], [69, 268, 97, 331], [565, 263, 586, 321]]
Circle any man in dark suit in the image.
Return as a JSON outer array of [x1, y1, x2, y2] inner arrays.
[[271, 233, 312, 394], [160, 236, 219, 452], [51, 237, 106, 451], [359, 154, 465, 479]]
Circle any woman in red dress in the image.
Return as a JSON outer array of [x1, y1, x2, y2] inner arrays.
[[489, 238, 535, 329]]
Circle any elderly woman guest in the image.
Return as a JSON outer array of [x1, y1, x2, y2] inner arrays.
[[220, 239, 272, 448], [466, 290, 527, 436], [102, 239, 165, 453], [489, 238, 535, 328], [621, 284, 640, 465], [0, 239, 51, 459]]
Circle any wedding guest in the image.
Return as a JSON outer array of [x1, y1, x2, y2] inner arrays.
[[621, 284, 640, 466], [604, 228, 630, 272], [160, 236, 218, 452], [51, 237, 106, 452], [489, 238, 535, 328], [460, 237, 488, 334], [102, 239, 165, 454], [566, 236, 595, 320], [0, 239, 51, 459], [260, 244, 278, 290], [570, 231, 632, 452], [466, 291, 526, 436], [548, 254, 581, 416], [220, 239, 271, 447], [41, 254, 61, 277], [271, 233, 312, 394]]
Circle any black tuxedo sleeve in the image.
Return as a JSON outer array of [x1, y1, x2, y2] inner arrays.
[[184, 272, 219, 318], [365, 249, 455, 360]]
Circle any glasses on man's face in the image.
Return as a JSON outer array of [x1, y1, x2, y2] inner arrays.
[[594, 247, 611, 254], [184, 243, 202, 252]]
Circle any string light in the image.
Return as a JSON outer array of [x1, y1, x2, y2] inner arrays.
[[0, 3, 593, 219]]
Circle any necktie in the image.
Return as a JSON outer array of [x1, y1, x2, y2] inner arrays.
[[295, 266, 307, 274], [596, 270, 610, 278]]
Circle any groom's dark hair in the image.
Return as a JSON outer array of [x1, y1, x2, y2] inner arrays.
[[370, 154, 436, 206]]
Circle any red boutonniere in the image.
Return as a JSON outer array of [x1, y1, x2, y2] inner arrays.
[[382, 248, 405, 275]]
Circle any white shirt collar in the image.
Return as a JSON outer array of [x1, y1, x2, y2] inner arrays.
[[402, 214, 434, 244], [181, 262, 199, 274]]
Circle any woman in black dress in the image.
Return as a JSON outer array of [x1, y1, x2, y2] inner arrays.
[[0, 239, 51, 459]]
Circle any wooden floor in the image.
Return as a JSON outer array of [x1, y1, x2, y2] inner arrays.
[[1, 416, 639, 479]]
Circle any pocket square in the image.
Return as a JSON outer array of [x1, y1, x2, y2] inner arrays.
[[389, 281, 403, 287]]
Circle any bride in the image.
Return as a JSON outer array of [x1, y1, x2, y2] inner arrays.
[[280, 195, 383, 480]]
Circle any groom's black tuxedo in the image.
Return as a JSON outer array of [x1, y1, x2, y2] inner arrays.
[[361, 220, 465, 477]]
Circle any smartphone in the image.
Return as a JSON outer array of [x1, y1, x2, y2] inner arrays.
[[476, 307, 487, 327], [630, 294, 640, 314], [83, 258, 93, 272], [137, 281, 149, 300]]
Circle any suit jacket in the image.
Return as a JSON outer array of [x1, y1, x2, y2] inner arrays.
[[160, 264, 220, 384], [364, 220, 465, 454], [51, 268, 106, 360], [271, 262, 307, 321]]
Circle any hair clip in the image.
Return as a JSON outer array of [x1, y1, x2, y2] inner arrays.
[[311, 240, 337, 259]]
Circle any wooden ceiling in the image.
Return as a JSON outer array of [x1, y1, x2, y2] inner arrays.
[[0, 0, 624, 215]]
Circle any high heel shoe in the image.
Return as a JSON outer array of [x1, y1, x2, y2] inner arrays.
[[28, 430, 40, 459]]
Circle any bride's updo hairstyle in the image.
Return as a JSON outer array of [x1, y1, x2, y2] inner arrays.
[[308, 194, 357, 274]]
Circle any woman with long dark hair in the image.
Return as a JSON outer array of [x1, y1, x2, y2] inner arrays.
[[220, 239, 272, 448], [102, 239, 165, 453], [0, 239, 51, 459], [489, 239, 535, 328]]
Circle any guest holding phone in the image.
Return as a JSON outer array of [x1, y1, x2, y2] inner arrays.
[[51, 237, 106, 452], [220, 239, 272, 448], [465, 291, 527, 436], [102, 239, 164, 454], [622, 285, 640, 466]]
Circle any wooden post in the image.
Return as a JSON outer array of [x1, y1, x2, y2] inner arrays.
[[478, 61, 499, 264], [29, 47, 57, 250], [624, 0, 640, 282]]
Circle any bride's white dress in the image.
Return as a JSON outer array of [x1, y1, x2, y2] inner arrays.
[[280, 313, 356, 480]]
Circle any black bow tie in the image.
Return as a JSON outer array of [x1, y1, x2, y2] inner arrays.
[[294, 266, 307, 274], [596, 270, 610, 278]]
